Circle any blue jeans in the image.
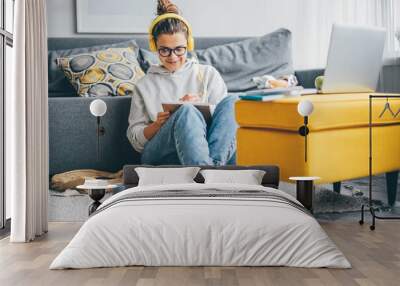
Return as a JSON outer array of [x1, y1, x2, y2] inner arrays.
[[141, 95, 239, 165]]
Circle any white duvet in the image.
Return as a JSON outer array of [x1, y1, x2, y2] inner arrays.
[[50, 183, 351, 269]]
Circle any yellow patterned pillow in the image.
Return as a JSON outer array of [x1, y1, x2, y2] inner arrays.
[[57, 47, 145, 97]]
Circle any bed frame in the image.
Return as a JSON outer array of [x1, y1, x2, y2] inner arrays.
[[123, 165, 280, 189]]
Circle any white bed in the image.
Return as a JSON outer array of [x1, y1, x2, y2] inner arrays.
[[50, 183, 351, 269]]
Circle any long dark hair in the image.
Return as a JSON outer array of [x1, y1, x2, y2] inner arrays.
[[152, 0, 188, 42]]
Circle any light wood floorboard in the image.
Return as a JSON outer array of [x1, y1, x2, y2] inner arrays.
[[0, 221, 399, 286]]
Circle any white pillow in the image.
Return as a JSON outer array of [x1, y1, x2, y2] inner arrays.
[[200, 169, 266, 185], [135, 167, 201, 186]]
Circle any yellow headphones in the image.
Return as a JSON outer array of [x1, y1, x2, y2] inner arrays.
[[148, 13, 194, 52]]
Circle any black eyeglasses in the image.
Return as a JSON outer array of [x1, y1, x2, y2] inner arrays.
[[158, 46, 187, 57]]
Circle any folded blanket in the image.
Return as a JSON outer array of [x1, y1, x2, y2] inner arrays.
[[92, 188, 310, 217]]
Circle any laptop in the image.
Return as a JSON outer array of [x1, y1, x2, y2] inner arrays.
[[321, 23, 386, 94]]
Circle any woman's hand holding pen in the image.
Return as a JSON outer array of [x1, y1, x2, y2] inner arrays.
[[180, 93, 201, 102], [144, 93, 201, 141]]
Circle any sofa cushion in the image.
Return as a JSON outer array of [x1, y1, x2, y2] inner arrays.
[[48, 39, 140, 97], [57, 47, 144, 97], [195, 28, 294, 92], [235, 93, 400, 132]]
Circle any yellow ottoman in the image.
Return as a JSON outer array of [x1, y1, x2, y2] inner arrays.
[[235, 93, 400, 205]]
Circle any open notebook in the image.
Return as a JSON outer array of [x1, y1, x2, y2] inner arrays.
[[162, 102, 212, 122]]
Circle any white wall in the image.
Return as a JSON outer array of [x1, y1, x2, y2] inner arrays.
[[47, 0, 400, 70], [46, 0, 319, 68], [47, 0, 285, 38], [47, 0, 77, 37]]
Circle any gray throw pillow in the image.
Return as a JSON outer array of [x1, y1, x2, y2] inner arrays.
[[195, 28, 294, 92], [138, 48, 162, 73], [48, 39, 140, 96]]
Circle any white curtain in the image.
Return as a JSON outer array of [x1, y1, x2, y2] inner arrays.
[[289, 0, 397, 69], [7, 0, 49, 242], [181, 0, 398, 69]]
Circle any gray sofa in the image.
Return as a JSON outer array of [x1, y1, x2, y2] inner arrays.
[[48, 36, 323, 176]]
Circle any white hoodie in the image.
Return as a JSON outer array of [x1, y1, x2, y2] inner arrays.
[[127, 60, 228, 153]]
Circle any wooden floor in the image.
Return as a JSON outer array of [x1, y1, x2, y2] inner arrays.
[[0, 221, 399, 286]]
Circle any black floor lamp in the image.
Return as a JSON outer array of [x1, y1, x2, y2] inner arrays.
[[297, 99, 314, 162], [89, 99, 107, 161]]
